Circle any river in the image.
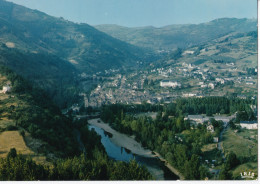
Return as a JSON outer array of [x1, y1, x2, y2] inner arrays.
[[88, 122, 179, 180]]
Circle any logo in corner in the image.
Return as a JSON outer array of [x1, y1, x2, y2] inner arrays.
[[240, 171, 256, 179]]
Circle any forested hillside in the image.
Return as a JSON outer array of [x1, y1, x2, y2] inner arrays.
[[0, 45, 79, 107], [0, 0, 152, 73], [0, 65, 153, 180]]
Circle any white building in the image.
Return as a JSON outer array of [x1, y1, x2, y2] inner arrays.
[[216, 78, 225, 84], [1, 85, 11, 94], [213, 137, 219, 143], [185, 115, 206, 124], [183, 50, 195, 55], [160, 80, 181, 88], [246, 81, 255, 85], [240, 121, 258, 129], [208, 83, 215, 89], [207, 125, 214, 132], [183, 93, 197, 97]]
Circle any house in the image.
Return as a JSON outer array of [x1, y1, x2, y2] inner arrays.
[[240, 121, 258, 129], [185, 115, 205, 124], [237, 95, 247, 99], [207, 125, 214, 132], [183, 50, 195, 55], [216, 78, 225, 84], [213, 137, 219, 143], [182, 93, 197, 97], [1, 85, 11, 94], [160, 80, 181, 88], [246, 81, 255, 85], [208, 83, 215, 89]]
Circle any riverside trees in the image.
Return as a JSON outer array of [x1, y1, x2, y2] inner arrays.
[[100, 97, 255, 179]]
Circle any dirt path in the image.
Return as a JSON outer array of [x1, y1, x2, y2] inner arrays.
[[218, 125, 228, 160]]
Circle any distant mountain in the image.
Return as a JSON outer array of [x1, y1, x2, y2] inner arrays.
[[0, 0, 149, 73], [152, 30, 257, 70], [0, 0, 157, 107], [95, 18, 257, 51]]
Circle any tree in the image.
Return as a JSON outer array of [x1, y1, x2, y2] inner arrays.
[[170, 48, 183, 60], [7, 148, 17, 159], [219, 164, 232, 180], [199, 166, 209, 180], [225, 152, 240, 170]]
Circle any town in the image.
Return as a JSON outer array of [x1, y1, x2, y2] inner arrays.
[[78, 56, 257, 108]]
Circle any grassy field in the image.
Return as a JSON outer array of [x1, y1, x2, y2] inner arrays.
[[201, 143, 217, 152], [0, 117, 15, 129], [222, 128, 257, 158], [0, 130, 49, 165], [232, 162, 258, 180], [222, 128, 258, 179], [201, 145, 223, 167], [0, 131, 34, 157]]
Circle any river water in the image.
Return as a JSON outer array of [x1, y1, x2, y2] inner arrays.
[[88, 124, 178, 180]]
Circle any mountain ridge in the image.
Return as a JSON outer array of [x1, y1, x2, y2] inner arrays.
[[0, 0, 149, 74], [95, 18, 257, 51]]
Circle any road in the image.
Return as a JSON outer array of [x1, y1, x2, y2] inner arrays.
[[217, 125, 229, 160]]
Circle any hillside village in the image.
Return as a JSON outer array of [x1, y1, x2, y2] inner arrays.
[[80, 56, 257, 108]]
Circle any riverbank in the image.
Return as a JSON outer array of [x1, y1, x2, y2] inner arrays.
[[88, 118, 153, 157], [153, 152, 185, 180], [88, 118, 183, 180]]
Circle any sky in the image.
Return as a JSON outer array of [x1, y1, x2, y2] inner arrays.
[[6, 0, 257, 27]]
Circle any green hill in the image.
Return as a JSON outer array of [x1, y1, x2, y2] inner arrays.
[[0, 0, 150, 73], [95, 18, 257, 51], [142, 31, 257, 97]]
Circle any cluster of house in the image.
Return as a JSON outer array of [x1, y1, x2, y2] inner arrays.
[[86, 83, 154, 107], [150, 67, 174, 78], [146, 60, 257, 96], [185, 114, 258, 130]]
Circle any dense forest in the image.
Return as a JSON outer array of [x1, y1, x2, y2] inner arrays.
[[100, 98, 256, 179], [0, 148, 152, 180], [0, 65, 152, 180], [0, 46, 80, 108]]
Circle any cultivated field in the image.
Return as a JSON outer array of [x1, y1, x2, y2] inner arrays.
[[0, 131, 34, 157], [0, 131, 49, 165]]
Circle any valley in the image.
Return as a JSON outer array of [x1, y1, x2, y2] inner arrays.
[[0, 0, 258, 181], [79, 31, 257, 108]]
